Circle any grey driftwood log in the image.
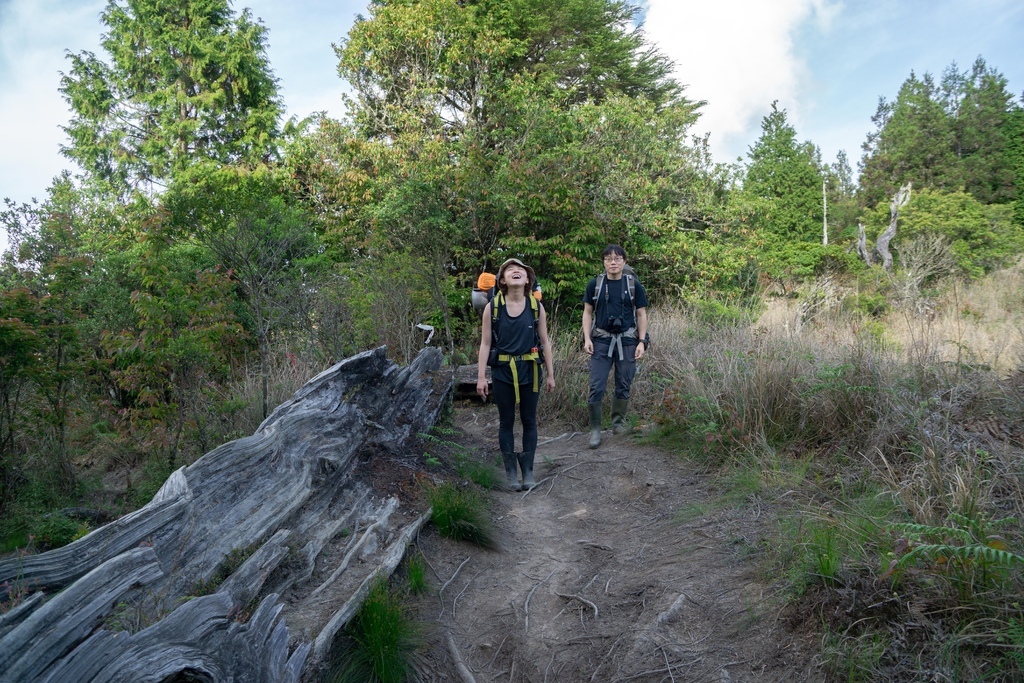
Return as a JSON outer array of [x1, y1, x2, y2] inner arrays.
[[0, 346, 451, 683]]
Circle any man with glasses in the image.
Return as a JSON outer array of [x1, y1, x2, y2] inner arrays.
[[582, 244, 649, 448]]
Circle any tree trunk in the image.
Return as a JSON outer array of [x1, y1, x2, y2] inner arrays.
[[857, 222, 873, 265], [0, 346, 451, 682], [822, 180, 828, 246], [876, 182, 912, 271], [260, 327, 269, 421]]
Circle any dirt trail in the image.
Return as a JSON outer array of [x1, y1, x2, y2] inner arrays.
[[409, 402, 824, 682]]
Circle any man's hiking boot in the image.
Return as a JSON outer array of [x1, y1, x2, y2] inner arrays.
[[611, 398, 630, 435], [518, 451, 536, 490], [588, 402, 603, 449], [501, 451, 521, 491]]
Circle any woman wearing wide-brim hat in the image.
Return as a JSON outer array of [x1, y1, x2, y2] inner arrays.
[[476, 258, 555, 491]]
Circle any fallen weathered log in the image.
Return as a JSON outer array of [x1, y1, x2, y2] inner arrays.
[[0, 346, 451, 683]]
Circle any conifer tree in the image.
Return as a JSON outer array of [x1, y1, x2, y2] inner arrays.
[[1007, 104, 1024, 227], [60, 0, 282, 196], [745, 102, 824, 243], [859, 72, 957, 208], [859, 59, 1017, 209], [942, 57, 1016, 204]]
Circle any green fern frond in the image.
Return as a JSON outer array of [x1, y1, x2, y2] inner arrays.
[[898, 543, 1024, 568], [891, 522, 974, 544]]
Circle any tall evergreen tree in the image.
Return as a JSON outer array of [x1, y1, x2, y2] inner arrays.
[[825, 150, 859, 236], [942, 57, 1016, 204], [859, 72, 957, 208], [1007, 103, 1024, 227], [745, 102, 824, 243], [860, 59, 1016, 209], [60, 0, 282, 196]]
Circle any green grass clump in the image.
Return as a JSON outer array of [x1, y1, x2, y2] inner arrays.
[[425, 482, 496, 549], [33, 512, 90, 550], [822, 629, 890, 682], [0, 476, 93, 553], [419, 428, 503, 490], [405, 553, 428, 596], [323, 577, 419, 683], [457, 459, 501, 490]]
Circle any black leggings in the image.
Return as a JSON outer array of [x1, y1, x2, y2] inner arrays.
[[492, 380, 539, 454]]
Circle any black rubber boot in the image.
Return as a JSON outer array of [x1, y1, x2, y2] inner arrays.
[[611, 398, 630, 435], [518, 451, 536, 490], [501, 452, 520, 491], [588, 402, 603, 449]]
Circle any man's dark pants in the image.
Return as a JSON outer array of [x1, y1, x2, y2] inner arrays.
[[588, 338, 637, 403]]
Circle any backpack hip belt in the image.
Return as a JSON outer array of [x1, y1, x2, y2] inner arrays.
[[592, 326, 637, 360], [496, 351, 540, 404]]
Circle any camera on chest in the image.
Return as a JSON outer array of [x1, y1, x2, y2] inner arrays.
[[607, 317, 623, 334]]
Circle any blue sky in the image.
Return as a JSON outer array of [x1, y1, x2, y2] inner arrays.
[[1, 0, 1022, 221]]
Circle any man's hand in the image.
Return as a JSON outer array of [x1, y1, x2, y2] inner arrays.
[[584, 339, 594, 355], [546, 375, 556, 393], [634, 342, 646, 360], [476, 378, 489, 400]]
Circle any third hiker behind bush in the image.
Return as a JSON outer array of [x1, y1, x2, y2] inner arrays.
[[581, 244, 649, 449]]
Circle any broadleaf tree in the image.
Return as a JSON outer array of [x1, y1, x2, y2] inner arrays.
[[306, 0, 718, 307]]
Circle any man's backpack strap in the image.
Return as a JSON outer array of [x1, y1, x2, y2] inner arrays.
[[591, 273, 604, 336]]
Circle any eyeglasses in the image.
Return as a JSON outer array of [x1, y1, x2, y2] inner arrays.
[[603, 255, 624, 263]]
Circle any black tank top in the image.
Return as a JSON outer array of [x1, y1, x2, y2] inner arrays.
[[492, 301, 537, 385]]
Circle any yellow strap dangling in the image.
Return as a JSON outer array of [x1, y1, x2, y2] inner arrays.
[[510, 357, 521, 404]]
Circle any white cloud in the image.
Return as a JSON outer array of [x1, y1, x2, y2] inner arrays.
[[644, 0, 838, 162]]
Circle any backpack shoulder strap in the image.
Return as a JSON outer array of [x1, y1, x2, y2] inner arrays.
[[491, 291, 504, 338], [492, 291, 541, 347], [529, 294, 540, 346]]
